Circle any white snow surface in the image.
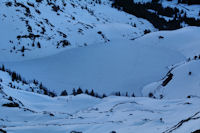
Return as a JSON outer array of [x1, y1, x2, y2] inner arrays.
[[0, 0, 200, 132], [2, 26, 200, 96], [142, 59, 200, 99], [0, 64, 199, 132], [0, 0, 155, 60], [0, 79, 200, 133]]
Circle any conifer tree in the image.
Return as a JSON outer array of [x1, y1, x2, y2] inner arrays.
[[60, 90, 68, 96]]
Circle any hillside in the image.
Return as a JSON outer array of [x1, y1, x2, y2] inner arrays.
[[0, 70, 200, 133], [2, 26, 200, 96], [1, 0, 200, 132], [0, 0, 154, 60], [1, 0, 200, 96], [143, 59, 200, 99], [112, 0, 200, 30]]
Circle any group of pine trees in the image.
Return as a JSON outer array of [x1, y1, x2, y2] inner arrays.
[[1, 64, 137, 99], [178, 0, 200, 5], [0, 64, 136, 99], [0, 64, 25, 83], [0, 64, 158, 100], [0, 64, 56, 97], [60, 88, 107, 98], [187, 54, 200, 62], [60, 88, 135, 99], [111, 0, 200, 30]]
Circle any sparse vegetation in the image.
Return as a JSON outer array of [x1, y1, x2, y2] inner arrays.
[[0, 64, 56, 97], [2, 102, 19, 108], [112, 0, 200, 30], [188, 71, 192, 75]]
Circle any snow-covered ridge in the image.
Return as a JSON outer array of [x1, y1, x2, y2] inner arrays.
[[142, 57, 200, 99], [0, 0, 154, 60]]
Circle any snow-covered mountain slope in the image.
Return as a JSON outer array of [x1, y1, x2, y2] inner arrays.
[[161, 0, 200, 19], [142, 59, 200, 99], [134, 26, 200, 57], [0, 65, 199, 133], [2, 26, 200, 96], [1, 39, 183, 96], [135, 0, 200, 19], [0, 0, 155, 60], [0, 66, 56, 97], [1, 0, 200, 132], [1, 85, 200, 133], [1, 0, 200, 97]]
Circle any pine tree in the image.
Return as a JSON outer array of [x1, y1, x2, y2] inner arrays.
[[102, 93, 107, 98], [115, 92, 121, 96], [149, 93, 154, 98], [60, 90, 68, 96], [39, 83, 43, 90], [72, 88, 76, 96], [37, 42, 41, 48], [1, 64, 5, 71], [85, 89, 89, 95], [21, 46, 25, 53], [90, 89, 95, 96], [11, 72, 17, 81], [77, 87, 83, 95], [33, 79, 38, 85]]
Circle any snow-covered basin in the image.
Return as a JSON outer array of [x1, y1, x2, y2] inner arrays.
[[2, 38, 184, 95]]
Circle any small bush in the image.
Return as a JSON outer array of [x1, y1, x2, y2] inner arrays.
[[148, 93, 154, 98], [159, 36, 164, 39], [188, 71, 192, 75], [144, 29, 151, 34]]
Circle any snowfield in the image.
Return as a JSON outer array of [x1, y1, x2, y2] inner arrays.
[[2, 38, 184, 96], [0, 70, 200, 133], [2, 26, 200, 96], [0, 26, 200, 132], [1, 0, 200, 132], [143, 59, 200, 99], [0, 86, 200, 133], [0, 0, 155, 61]]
